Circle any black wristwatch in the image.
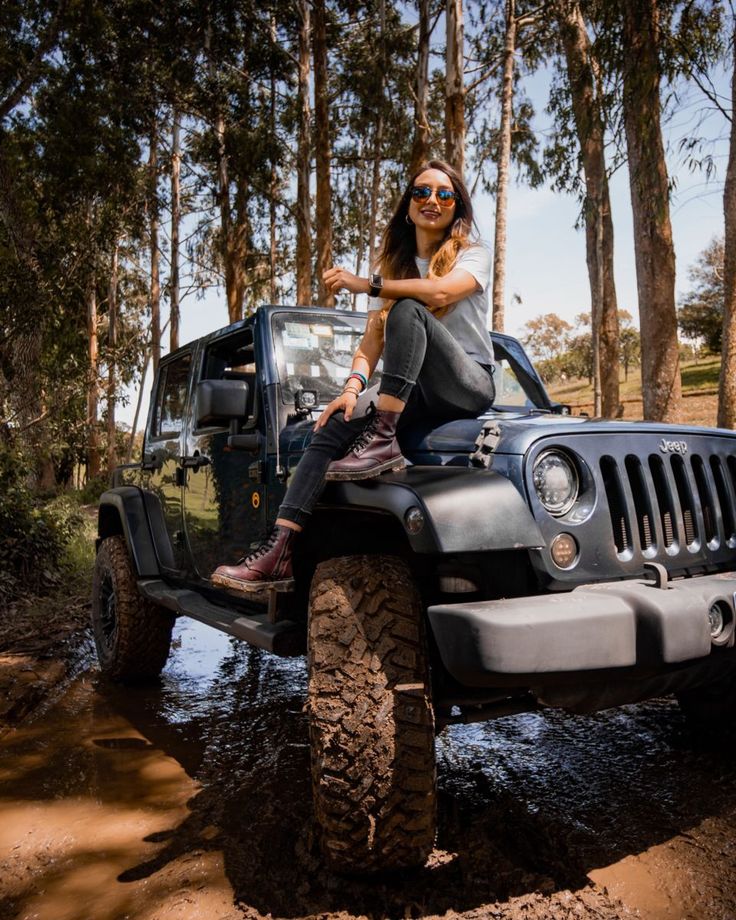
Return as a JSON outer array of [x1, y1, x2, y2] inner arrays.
[[368, 273, 383, 298]]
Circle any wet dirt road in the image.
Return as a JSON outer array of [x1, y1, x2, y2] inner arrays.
[[1, 619, 735, 920]]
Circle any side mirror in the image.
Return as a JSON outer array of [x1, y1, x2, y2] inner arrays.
[[195, 379, 249, 427]]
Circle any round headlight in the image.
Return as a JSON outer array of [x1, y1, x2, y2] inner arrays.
[[532, 450, 579, 516]]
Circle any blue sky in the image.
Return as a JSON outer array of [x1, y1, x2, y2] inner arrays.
[[118, 63, 730, 428]]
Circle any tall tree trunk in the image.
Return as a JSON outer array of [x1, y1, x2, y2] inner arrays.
[[206, 19, 241, 323], [126, 349, 150, 464], [622, 0, 681, 422], [368, 0, 386, 273], [170, 111, 181, 352], [106, 241, 119, 475], [149, 122, 161, 371], [230, 184, 249, 316], [269, 14, 278, 305], [445, 0, 465, 175], [557, 0, 620, 418], [353, 137, 367, 311], [719, 25, 736, 429], [313, 0, 335, 306], [296, 0, 312, 305], [87, 265, 100, 481], [491, 0, 515, 333], [409, 0, 432, 175]]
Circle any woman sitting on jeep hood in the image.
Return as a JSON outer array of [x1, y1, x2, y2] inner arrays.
[[212, 159, 495, 593]]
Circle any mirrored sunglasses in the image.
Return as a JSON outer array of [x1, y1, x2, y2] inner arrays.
[[410, 185, 458, 207]]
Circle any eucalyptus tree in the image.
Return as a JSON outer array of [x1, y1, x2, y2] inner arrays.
[[546, 0, 621, 418], [465, 0, 543, 331], [720, 18, 736, 428], [0, 0, 154, 482]]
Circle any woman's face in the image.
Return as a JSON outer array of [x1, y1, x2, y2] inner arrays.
[[407, 168, 457, 234]]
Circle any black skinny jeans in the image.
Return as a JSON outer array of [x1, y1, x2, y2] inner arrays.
[[278, 298, 495, 527]]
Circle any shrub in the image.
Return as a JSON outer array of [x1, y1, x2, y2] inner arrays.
[[0, 447, 82, 607]]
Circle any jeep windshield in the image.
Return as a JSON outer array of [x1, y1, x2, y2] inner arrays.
[[271, 311, 549, 410], [271, 312, 379, 404]]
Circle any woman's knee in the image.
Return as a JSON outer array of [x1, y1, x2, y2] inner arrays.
[[385, 298, 425, 333]]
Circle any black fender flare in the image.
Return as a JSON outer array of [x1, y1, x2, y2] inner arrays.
[[323, 467, 544, 554], [97, 487, 162, 577]]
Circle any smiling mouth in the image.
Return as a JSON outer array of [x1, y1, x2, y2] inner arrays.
[[420, 209, 441, 218]]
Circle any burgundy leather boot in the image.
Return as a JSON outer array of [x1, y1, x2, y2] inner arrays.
[[211, 524, 296, 592], [325, 409, 406, 481]]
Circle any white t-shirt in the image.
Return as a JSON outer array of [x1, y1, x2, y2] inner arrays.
[[368, 242, 494, 365]]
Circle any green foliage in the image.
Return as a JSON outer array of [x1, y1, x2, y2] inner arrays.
[[0, 446, 83, 606], [678, 237, 724, 353]]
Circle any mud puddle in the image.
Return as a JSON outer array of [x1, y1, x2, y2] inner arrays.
[[1, 618, 735, 920]]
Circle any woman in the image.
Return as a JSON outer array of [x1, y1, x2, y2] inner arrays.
[[212, 160, 495, 593]]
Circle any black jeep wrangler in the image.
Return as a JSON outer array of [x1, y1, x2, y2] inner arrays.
[[93, 304, 736, 872]]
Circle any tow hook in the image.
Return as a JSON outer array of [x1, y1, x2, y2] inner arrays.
[[643, 562, 669, 588]]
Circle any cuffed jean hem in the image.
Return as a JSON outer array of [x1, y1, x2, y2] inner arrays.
[[277, 504, 311, 528], [378, 371, 415, 402]]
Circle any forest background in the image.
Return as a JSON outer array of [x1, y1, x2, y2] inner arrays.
[[1, 0, 735, 603]]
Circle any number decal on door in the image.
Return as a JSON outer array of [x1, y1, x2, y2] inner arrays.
[[251, 491, 261, 509]]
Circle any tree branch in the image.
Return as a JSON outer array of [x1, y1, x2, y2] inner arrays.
[[0, 0, 68, 122]]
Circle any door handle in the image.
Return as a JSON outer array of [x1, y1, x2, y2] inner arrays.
[[181, 453, 211, 470]]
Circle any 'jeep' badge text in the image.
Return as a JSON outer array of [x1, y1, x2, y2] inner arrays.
[[659, 438, 688, 454]]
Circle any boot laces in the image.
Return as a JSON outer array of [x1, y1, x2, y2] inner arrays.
[[239, 527, 280, 565], [349, 415, 380, 455]]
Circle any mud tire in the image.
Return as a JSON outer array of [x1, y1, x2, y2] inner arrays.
[[91, 535, 175, 682], [307, 554, 436, 873]]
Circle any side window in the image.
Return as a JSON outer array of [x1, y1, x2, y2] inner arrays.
[[201, 331, 256, 424], [153, 354, 192, 438]]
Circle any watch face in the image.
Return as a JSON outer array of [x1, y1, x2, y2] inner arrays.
[[371, 273, 381, 286]]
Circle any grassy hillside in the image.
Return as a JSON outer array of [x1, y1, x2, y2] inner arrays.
[[547, 357, 722, 428]]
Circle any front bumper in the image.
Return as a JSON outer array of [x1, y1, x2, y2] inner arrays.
[[428, 571, 736, 686]]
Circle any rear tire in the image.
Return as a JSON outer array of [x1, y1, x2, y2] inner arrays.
[[91, 535, 175, 682], [307, 554, 436, 873]]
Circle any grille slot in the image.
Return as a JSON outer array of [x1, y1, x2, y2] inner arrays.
[[728, 455, 736, 501], [600, 456, 631, 555], [625, 455, 655, 552], [671, 455, 697, 547], [711, 455, 736, 544], [692, 454, 717, 546], [649, 455, 677, 549]]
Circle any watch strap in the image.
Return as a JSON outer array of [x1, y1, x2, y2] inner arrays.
[[368, 273, 383, 298]]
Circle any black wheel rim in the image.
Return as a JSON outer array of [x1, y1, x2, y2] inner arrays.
[[98, 573, 118, 649]]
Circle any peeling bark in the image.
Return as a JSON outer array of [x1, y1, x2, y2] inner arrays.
[[445, 0, 465, 176], [149, 123, 161, 370], [557, 0, 620, 418], [170, 113, 180, 352], [106, 241, 119, 475], [491, 0, 516, 333], [719, 23, 736, 429], [296, 0, 312, 305], [409, 0, 432, 176], [314, 0, 335, 307], [622, 0, 681, 422]]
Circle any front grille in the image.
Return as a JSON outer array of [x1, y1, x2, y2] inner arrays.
[[600, 448, 736, 560]]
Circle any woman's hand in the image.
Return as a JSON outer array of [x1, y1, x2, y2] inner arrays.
[[323, 266, 369, 296], [314, 390, 359, 428]]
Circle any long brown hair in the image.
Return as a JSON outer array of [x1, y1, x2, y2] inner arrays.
[[376, 159, 475, 288]]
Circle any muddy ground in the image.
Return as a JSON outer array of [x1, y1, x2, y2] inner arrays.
[[1, 602, 736, 920]]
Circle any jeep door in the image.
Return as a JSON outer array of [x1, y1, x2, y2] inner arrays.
[[182, 328, 268, 580], [143, 350, 193, 575]]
